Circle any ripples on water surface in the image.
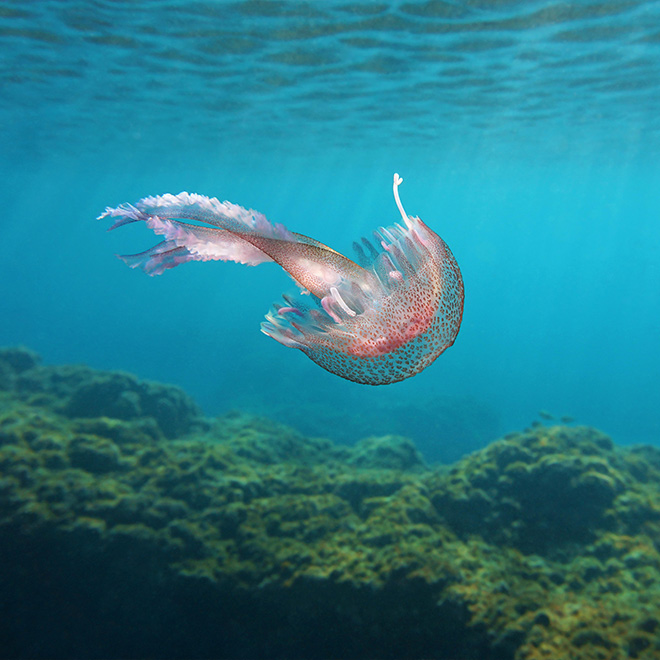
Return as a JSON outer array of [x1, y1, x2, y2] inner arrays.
[[2, 0, 660, 156]]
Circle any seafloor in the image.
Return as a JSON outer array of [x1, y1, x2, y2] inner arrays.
[[1, 347, 659, 660]]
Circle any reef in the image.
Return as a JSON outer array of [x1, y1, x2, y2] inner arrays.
[[1, 347, 660, 659], [239, 382, 501, 464]]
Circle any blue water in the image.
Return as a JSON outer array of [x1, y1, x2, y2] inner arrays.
[[1, 0, 659, 452]]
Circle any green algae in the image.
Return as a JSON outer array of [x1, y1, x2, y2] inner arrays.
[[1, 347, 660, 659]]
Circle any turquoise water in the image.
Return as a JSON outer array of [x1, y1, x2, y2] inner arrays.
[[1, 0, 659, 451]]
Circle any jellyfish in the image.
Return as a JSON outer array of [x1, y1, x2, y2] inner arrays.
[[99, 174, 464, 385]]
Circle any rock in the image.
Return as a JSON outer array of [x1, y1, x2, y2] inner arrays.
[[0, 346, 41, 390], [0, 346, 41, 374], [2, 348, 660, 660], [208, 411, 348, 466], [9, 358, 203, 438], [68, 436, 125, 474], [348, 435, 427, 471], [429, 426, 627, 554]]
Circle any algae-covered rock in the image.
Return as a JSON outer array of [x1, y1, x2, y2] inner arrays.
[[250, 389, 500, 464], [0, 346, 41, 391], [0, 346, 40, 374], [207, 410, 350, 466], [429, 426, 628, 555], [3, 347, 660, 659], [68, 435, 127, 474], [348, 434, 427, 471], [0, 348, 204, 438]]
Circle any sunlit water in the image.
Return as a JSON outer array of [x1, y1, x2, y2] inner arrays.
[[1, 0, 659, 454]]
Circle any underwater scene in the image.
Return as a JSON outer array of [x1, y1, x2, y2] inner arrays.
[[1, 1, 660, 658]]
